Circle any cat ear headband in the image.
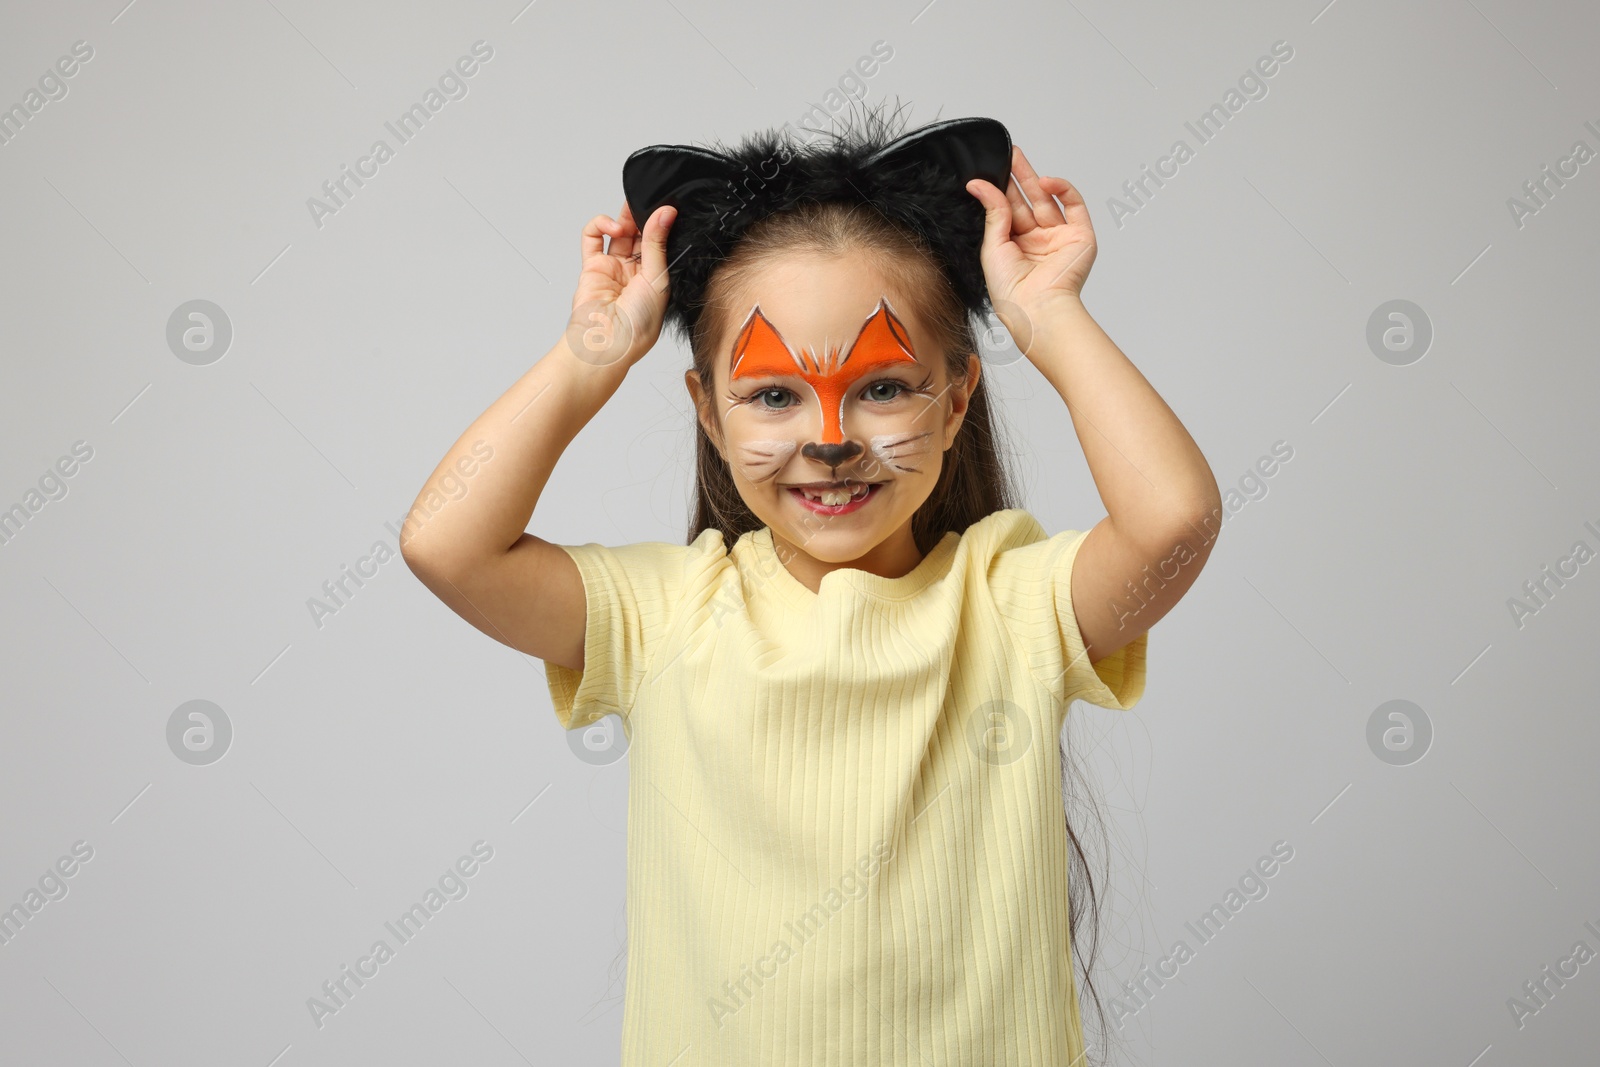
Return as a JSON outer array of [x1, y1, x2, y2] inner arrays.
[[621, 114, 1013, 345]]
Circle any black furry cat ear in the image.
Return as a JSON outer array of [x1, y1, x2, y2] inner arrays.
[[623, 144, 743, 230], [618, 112, 1016, 344], [623, 118, 1012, 228], [863, 117, 1012, 198]]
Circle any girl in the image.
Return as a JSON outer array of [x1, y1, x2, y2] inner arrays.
[[402, 106, 1221, 1066]]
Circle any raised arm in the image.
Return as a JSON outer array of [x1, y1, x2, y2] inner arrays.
[[400, 201, 677, 668], [968, 146, 1222, 664], [1024, 297, 1221, 663]]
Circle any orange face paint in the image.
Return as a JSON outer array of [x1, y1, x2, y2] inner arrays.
[[728, 297, 920, 444]]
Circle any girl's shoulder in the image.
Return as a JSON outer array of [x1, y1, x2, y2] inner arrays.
[[574, 510, 1069, 606], [957, 507, 1064, 562], [572, 524, 731, 563]]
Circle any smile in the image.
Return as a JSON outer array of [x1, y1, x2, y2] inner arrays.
[[788, 482, 882, 513]]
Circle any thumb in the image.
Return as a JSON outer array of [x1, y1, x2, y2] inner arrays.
[[967, 179, 1012, 261], [640, 205, 676, 296]]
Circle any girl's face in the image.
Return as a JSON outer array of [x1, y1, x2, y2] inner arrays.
[[687, 254, 979, 569]]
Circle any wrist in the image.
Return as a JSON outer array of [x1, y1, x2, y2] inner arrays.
[[543, 335, 629, 408], [1016, 291, 1087, 326], [564, 298, 648, 372], [1002, 293, 1089, 359]]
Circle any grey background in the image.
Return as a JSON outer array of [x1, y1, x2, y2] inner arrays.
[[1, 0, 1596, 1064]]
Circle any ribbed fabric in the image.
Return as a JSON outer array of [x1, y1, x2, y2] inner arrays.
[[544, 508, 1148, 1066]]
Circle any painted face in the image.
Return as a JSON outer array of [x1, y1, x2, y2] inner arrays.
[[729, 297, 921, 445], [687, 256, 975, 572], [720, 294, 944, 496]]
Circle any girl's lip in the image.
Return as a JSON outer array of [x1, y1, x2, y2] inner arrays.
[[788, 482, 882, 515]]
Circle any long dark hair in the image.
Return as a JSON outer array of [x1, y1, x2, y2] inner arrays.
[[661, 109, 1125, 1064]]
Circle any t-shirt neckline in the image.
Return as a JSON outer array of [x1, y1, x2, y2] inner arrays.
[[746, 525, 962, 607]]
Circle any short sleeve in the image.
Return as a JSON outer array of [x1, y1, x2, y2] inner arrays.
[[543, 539, 692, 731], [988, 515, 1148, 712]]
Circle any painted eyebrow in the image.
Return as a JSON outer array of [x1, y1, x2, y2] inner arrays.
[[727, 298, 921, 380], [734, 359, 920, 382]]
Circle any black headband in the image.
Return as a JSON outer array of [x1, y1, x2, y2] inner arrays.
[[621, 114, 1012, 345]]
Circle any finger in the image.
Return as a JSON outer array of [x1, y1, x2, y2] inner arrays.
[[608, 202, 638, 260], [582, 214, 615, 261], [1040, 175, 1092, 231], [1003, 155, 1037, 234], [966, 178, 1012, 258], [639, 204, 676, 294], [1012, 147, 1066, 228]]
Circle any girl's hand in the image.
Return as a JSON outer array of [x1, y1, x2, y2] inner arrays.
[[568, 201, 677, 367], [966, 145, 1096, 325]]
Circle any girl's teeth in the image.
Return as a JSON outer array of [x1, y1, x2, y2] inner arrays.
[[802, 485, 870, 505]]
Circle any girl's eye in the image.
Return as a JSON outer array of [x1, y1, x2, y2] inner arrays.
[[750, 380, 908, 410], [757, 388, 795, 410]]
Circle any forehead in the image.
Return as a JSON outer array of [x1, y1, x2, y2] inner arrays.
[[715, 255, 938, 380]]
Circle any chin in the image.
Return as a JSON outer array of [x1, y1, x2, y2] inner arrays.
[[785, 530, 887, 564], [751, 480, 927, 558], [774, 511, 910, 564]]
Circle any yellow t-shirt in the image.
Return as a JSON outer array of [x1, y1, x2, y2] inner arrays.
[[544, 507, 1148, 1066]]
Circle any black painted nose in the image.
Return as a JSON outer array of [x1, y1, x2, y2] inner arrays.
[[801, 441, 864, 468]]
